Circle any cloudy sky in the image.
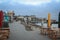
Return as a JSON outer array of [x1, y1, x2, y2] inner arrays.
[[0, 0, 60, 20]]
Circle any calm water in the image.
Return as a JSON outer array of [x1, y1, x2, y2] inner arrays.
[[36, 23, 58, 28], [8, 21, 51, 40]]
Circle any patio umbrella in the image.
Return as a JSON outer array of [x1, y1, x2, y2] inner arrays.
[[48, 13, 51, 28], [0, 10, 4, 28]]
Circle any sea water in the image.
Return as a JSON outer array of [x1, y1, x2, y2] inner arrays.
[[36, 23, 58, 28]]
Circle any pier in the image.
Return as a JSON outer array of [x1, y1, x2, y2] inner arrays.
[[0, 10, 59, 40]]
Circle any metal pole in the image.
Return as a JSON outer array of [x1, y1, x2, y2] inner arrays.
[[41, 19, 43, 27]]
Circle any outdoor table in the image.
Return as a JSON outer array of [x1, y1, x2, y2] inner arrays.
[[0, 28, 10, 39], [40, 27, 48, 35], [47, 28, 60, 40]]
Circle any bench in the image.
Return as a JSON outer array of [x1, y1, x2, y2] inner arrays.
[[0, 28, 10, 40], [51, 29, 60, 40]]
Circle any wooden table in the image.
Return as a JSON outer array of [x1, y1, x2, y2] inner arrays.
[[48, 28, 60, 40], [0, 28, 10, 40], [40, 27, 48, 35]]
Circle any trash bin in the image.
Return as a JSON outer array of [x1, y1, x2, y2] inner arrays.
[[2, 15, 9, 28], [2, 22, 9, 28]]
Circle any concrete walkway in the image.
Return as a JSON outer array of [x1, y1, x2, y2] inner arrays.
[[8, 21, 51, 40]]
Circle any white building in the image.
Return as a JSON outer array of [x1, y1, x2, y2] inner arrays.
[[7, 11, 15, 22]]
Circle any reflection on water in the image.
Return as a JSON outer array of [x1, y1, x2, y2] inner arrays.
[[25, 25, 33, 31]]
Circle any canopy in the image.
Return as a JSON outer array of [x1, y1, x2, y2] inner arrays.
[[0, 10, 4, 28]]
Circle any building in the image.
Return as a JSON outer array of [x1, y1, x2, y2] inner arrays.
[[7, 11, 15, 22], [7, 11, 15, 16]]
